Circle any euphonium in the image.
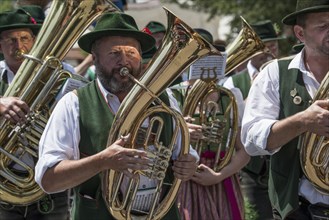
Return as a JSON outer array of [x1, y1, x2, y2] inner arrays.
[[225, 16, 272, 75], [299, 71, 329, 195], [181, 16, 272, 171], [0, 0, 118, 205], [102, 7, 220, 220], [182, 80, 238, 172]]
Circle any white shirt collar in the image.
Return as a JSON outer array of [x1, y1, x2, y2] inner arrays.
[[96, 78, 121, 113], [288, 50, 306, 72], [288, 49, 319, 84], [246, 60, 259, 79]]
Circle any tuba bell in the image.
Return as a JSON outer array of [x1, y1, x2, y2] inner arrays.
[[102, 7, 220, 220], [0, 0, 118, 205], [299, 71, 329, 195], [225, 16, 273, 75]]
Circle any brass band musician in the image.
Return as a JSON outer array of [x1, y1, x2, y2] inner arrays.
[[0, 7, 69, 220], [241, 0, 329, 219], [35, 12, 199, 220]]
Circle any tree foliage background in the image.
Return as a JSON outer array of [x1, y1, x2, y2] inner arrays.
[[1, 0, 15, 12], [166, 0, 299, 56]]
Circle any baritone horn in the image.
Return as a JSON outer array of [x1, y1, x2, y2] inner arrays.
[[299, 71, 329, 194], [182, 79, 238, 172], [181, 16, 270, 171], [102, 7, 220, 220], [0, 0, 118, 205]]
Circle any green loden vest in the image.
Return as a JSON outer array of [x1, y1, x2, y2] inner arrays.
[[73, 81, 181, 220], [231, 69, 251, 100], [269, 57, 312, 219], [170, 84, 187, 111]]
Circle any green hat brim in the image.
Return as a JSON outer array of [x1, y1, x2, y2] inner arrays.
[[282, 6, 329, 25], [0, 24, 41, 35], [78, 29, 155, 53], [262, 36, 286, 42], [292, 43, 305, 52]]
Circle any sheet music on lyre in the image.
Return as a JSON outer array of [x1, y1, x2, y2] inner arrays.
[[188, 52, 227, 81]]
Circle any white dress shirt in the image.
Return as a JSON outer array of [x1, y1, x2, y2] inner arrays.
[[241, 50, 329, 205], [35, 78, 199, 193]]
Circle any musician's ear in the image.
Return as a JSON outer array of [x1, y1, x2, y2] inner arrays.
[[293, 25, 304, 42]]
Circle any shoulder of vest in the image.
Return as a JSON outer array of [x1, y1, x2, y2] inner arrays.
[[277, 55, 296, 62], [276, 56, 296, 73], [77, 81, 95, 94], [231, 69, 250, 85], [232, 69, 248, 78]]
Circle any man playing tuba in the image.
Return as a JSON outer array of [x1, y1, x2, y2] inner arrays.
[[35, 12, 199, 220], [0, 7, 69, 220]]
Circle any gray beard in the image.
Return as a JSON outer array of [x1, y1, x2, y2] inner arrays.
[[98, 72, 134, 94], [95, 65, 139, 94]]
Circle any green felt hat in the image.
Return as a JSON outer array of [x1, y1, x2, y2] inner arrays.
[[194, 28, 214, 44], [145, 21, 166, 34], [282, 0, 329, 25], [251, 20, 284, 42], [78, 13, 155, 53], [0, 8, 42, 35], [19, 5, 45, 24]]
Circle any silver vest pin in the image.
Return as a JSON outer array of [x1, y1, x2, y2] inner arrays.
[[290, 88, 302, 105], [293, 96, 302, 105]]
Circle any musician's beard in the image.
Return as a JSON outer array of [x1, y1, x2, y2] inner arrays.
[[95, 61, 142, 94]]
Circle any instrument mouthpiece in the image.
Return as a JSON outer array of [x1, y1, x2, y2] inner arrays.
[[15, 49, 26, 60], [120, 67, 130, 77]]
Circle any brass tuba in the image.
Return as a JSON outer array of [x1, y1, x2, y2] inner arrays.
[[225, 16, 272, 75], [299, 71, 329, 194], [0, 0, 118, 205], [102, 7, 220, 220]]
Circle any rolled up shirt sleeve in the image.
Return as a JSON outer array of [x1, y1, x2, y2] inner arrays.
[[35, 92, 80, 193], [241, 60, 281, 156]]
